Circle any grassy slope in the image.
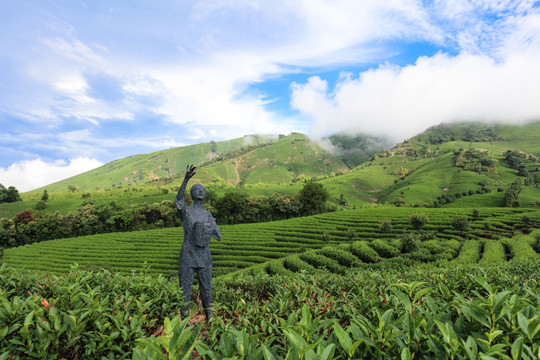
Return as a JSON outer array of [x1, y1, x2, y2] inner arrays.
[[2, 134, 348, 217], [3, 207, 539, 277], [320, 121, 540, 207], [27, 133, 348, 195], [4, 122, 540, 218], [194, 133, 349, 185], [27, 134, 279, 194]]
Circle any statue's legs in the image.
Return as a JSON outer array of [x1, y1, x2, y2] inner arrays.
[[196, 266, 213, 321], [179, 265, 194, 319]]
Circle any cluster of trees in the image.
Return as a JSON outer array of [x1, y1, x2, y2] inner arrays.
[[426, 124, 456, 144], [0, 182, 331, 247], [503, 150, 533, 177], [425, 125, 502, 145], [503, 179, 523, 207], [0, 184, 22, 203], [454, 148, 497, 172], [207, 181, 330, 224], [523, 172, 540, 187], [0, 200, 180, 247], [462, 127, 502, 142]]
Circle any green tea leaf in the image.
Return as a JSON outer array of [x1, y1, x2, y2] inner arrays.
[[511, 336, 523, 360], [332, 323, 352, 356], [24, 310, 35, 328]]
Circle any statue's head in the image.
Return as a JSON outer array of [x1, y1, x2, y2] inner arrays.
[[190, 183, 206, 201]]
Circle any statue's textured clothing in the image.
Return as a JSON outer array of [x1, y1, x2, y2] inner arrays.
[[175, 194, 220, 268], [178, 205, 217, 268]]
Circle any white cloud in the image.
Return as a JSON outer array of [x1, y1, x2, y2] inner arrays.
[[290, 2, 540, 140], [0, 158, 103, 192], [147, 58, 303, 138], [291, 49, 540, 140], [12, 0, 442, 132]]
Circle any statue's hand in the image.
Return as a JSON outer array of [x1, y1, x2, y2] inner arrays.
[[185, 164, 197, 179]]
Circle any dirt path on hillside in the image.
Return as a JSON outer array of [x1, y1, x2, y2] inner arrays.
[[233, 160, 241, 186]]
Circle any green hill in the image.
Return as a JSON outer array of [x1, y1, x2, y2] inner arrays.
[[27, 134, 281, 194], [319, 121, 540, 207], [4, 122, 540, 220], [193, 133, 349, 186], [24, 133, 354, 195]]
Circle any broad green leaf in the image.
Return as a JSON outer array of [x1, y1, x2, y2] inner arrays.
[[168, 317, 187, 351], [401, 347, 412, 360], [261, 345, 276, 360], [332, 323, 352, 356], [403, 312, 415, 342], [0, 327, 8, 340], [304, 349, 317, 360], [529, 315, 540, 339], [517, 312, 531, 339], [391, 288, 412, 314], [511, 337, 523, 360], [461, 336, 478, 360], [474, 276, 493, 294], [319, 343, 336, 360], [413, 287, 433, 303], [24, 310, 35, 327]]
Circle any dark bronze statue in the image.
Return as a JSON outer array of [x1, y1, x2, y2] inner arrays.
[[175, 165, 221, 321]]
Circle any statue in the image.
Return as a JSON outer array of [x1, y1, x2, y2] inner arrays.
[[175, 165, 221, 322]]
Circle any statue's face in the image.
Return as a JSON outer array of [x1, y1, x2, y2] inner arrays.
[[191, 184, 206, 200]]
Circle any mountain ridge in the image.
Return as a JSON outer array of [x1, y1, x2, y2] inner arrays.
[[8, 121, 540, 214]]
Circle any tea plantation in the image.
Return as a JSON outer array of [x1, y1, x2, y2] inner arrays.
[[3, 207, 539, 277], [1, 207, 539, 359]]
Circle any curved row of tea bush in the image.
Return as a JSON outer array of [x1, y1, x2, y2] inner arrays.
[[225, 233, 539, 279], [2, 207, 539, 277]]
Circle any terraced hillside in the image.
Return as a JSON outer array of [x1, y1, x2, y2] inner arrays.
[[7, 122, 540, 221], [27, 134, 280, 193], [3, 207, 539, 277], [193, 133, 349, 186], [25, 133, 349, 195], [320, 121, 540, 207]]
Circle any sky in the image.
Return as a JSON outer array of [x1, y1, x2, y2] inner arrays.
[[1, 0, 540, 191]]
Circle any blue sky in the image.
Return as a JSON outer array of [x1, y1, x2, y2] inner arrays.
[[1, 0, 540, 191]]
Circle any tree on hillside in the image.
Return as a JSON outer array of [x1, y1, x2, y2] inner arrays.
[[0, 184, 22, 203], [215, 191, 249, 224], [409, 213, 429, 231], [15, 210, 34, 224], [503, 179, 523, 207], [41, 190, 49, 201], [298, 181, 329, 216], [451, 215, 470, 239]]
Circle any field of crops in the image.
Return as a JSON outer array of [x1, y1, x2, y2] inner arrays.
[[1, 206, 540, 359], [3, 207, 540, 278], [2, 207, 538, 278], [2, 259, 539, 359]]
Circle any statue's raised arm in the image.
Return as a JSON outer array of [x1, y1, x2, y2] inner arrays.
[[175, 165, 197, 211]]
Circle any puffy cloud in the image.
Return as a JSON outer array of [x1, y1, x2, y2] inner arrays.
[[291, 49, 540, 140], [0, 158, 103, 192]]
